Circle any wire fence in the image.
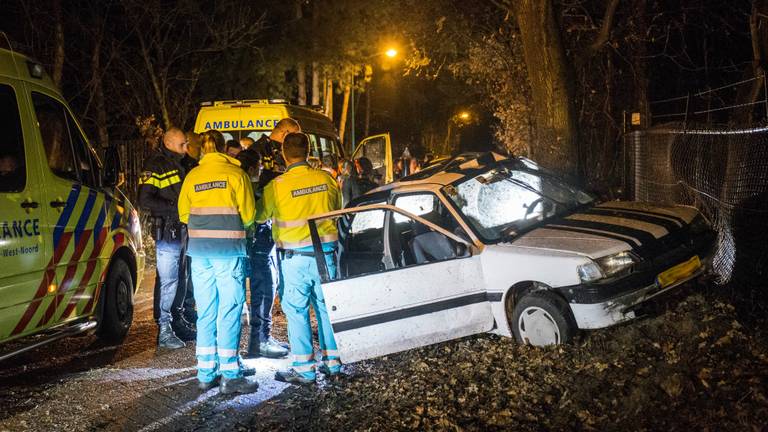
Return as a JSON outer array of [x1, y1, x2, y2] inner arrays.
[[649, 74, 768, 126], [625, 122, 768, 289]]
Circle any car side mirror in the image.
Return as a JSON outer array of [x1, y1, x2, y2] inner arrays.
[[103, 145, 123, 188]]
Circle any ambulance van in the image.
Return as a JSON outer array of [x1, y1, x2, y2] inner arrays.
[[194, 99, 394, 183], [0, 47, 145, 361]]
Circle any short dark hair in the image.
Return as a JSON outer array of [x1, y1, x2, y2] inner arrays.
[[282, 132, 309, 160], [226, 139, 240, 149]]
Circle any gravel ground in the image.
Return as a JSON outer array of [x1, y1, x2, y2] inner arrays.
[[1, 269, 766, 431]]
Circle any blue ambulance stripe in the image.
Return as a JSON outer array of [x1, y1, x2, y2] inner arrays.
[[92, 196, 111, 246], [74, 189, 98, 244], [110, 211, 122, 232], [53, 184, 82, 248]]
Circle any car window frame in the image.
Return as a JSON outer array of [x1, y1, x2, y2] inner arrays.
[[309, 203, 472, 283], [30, 90, 101, 189], [0, 83, 28, 193]]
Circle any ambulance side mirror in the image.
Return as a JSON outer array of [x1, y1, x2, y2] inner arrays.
[[103, 145, 123, 188]]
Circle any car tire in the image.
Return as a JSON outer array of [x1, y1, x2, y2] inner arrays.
[[511, 291, 576, 346], [96, 259, 134, 343]]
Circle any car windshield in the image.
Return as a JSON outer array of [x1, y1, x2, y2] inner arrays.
[[442, 163, 594, 243]]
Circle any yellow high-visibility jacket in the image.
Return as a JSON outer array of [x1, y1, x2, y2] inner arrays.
[[178, 152, 255, 257], [255, 161, 340, 250]]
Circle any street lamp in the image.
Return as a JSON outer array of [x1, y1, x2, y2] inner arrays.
[[350, 47, 398, 153], [442, 109, 475, 155]]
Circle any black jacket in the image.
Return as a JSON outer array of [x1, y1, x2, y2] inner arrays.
[[138, 146, 186, 241]]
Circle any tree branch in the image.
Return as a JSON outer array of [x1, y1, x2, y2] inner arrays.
[[589, 0, 621, 53]]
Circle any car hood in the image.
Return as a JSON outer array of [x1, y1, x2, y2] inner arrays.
[[510, 201, 699, 259]]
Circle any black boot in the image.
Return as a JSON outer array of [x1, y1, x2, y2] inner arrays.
[[158, 323, 185, 349], [172, 316, 197, 342]]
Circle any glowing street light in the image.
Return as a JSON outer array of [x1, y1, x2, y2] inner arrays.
[[458, 111, 471, 121], [385, 48, 398, 58]]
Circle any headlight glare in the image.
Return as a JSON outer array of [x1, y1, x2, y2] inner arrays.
[[578, 261, 604, 283], [596, 251, 637, 278]]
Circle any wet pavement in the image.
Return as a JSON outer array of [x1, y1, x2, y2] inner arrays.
[[0, 268, 311, 431]]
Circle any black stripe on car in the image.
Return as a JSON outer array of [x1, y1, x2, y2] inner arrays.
[[332, 292, 489, 333], [585, 208, 681, 232], [556, 218, 659, 247], [543, 225, 641, 249], [597, 205, 687, 226]]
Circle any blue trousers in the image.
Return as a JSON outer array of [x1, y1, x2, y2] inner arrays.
[[248, 252, 277, 345], [278, 248, 340, 379], [156, 240, 182, 326], [191, 256, 246, 383]]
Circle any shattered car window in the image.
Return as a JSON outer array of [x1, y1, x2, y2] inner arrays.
[[350, 209, 385, 234], [393, 194, 435, 223], [443, 167, 594, 243]]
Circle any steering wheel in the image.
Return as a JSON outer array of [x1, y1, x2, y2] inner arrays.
[[524, 198, 545, 220]]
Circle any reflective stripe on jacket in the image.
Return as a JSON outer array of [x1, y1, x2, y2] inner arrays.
[[178, 152, 255, 257], [254, 161, 340, 249]]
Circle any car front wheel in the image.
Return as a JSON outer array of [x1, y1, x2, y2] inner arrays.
[[96, 259, 134, 343], [511, 291, 576, 346]]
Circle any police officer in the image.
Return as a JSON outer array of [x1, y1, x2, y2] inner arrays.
[[254, 132, 342, 384], [238, 119, 300, 359], [178, 130, 259, 394], [138, 127, 194, 349]]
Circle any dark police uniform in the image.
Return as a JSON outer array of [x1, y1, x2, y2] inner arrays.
[[138, 145, 192, 346]]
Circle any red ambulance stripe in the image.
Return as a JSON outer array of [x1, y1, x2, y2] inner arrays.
[[10, 232, 74, 336], [84, 233, 124, 314], [60, 228, 107, 319], [37, 229, 93, 327]]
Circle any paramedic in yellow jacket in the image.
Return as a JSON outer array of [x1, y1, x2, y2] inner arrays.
[[178, 130, 259, 395], [255, 132, 342, 384]]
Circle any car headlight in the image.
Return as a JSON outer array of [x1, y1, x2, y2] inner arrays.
[[577, 261, 604, 283], [597, 251, 637, 278], [578, 251, 637, 283]]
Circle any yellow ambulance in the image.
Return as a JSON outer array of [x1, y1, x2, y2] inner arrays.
[[0, 47, 145, 361], [194, 99, 394, 183]]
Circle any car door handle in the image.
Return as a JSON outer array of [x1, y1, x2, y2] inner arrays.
[[21, 201, 40, 209], [50, 200, 67, 209]]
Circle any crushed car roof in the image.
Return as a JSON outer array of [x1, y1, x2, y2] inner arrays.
[[348, 152, 515, 206]]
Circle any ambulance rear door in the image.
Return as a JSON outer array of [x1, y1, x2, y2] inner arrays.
[[351, 133, 393, 184], [0, 80, 51, 342]]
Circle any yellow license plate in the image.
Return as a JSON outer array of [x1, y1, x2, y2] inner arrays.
[[657, 255, 701, 288]]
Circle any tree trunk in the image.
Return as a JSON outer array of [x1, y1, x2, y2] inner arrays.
[[311, 62, 321, 105], [91, 26, 109, 148], [297, 61, 307, 105], [734, 0, 768, 124], [52, 0, 65, 87], [515, 0, 579, 178], [295, 0, 306, 105], [339, 81, 351, 151], [324, 77, 334, 118], [364, 84, 371, 137]]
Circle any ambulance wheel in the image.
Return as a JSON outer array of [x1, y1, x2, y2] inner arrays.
[[511, 291, 576, 346], [97, 259, 134, 343]]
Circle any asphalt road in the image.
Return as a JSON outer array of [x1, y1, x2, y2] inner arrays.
[[0, 268, 312, 431]]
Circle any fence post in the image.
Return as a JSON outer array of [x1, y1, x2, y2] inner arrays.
[[763, 71, 768, 122], [632, 129, 643, 201]]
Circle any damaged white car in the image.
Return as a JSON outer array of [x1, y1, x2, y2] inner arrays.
[[306, 153, 715, 362]]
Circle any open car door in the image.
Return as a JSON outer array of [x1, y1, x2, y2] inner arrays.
[[308, 204, 494, 364], [351, 133, 393, 184]]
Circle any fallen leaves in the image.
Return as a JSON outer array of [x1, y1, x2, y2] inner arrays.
[[247, 293, 768, 431]]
